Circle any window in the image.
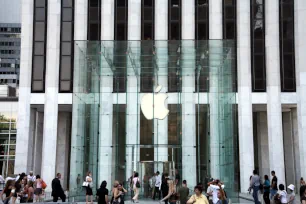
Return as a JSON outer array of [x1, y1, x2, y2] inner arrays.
[[168, 0, 181, 40], [113, 0, 128, 92], [251, 0, 266, 92], [223, 0, 237, 92], [141, 0, 154, 40], [59, 0, 74, 92], [168, 41, 181, 92], [31, 0, 47, 92], [88, 0, 101, 40], [279, 0, 295, 92]]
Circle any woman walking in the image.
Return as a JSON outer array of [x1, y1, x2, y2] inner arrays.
[[263, 175, 270, 204], [85, 171, 93, 204], [34, 175, 43, 202], [0, 180, 14, 204], [114, 183, 127, 204], [132, 172, 140, 203], [96, 181, 109, 204], [26, 181, 34, 203], [111, 180, 119, 203], [160, 180, 178, 204]]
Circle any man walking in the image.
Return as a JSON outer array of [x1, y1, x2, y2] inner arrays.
[[52, 173, 66, 202], [249, 170, 261, 204], [153, 171, 161, 200], [178, 180, 189, 204], [270, 171, 278, 200]]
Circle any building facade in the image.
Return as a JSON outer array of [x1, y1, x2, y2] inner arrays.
[[14, 0, 306, 200], [0, 0, 21, 178]]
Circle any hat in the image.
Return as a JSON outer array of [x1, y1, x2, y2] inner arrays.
[[288, 184, 295, 191]]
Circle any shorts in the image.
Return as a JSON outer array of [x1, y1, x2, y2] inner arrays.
[[86, 187, 93, 196], [35, 188, 42, 195]]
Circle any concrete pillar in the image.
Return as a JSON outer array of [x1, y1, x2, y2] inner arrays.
[[33, 111, 44, 175], [41, 0, 61, 191], [209, 0, 222, 179], [56, 112, 71, 190], [99, 0, 114, 186], [295, 0, 306, 180], [236, 0, 254, 192], [256, 112, 269, 177], [128, 0, 141, 40], [15, 0, 34, 174], [266, 0, 286, 185], [154, 0, 168, 172], [181, 0, 196, 187], [282, 111, 296, 186], [292, 108, 301, 191]]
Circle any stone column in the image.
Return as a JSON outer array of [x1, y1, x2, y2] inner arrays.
[[154, 0, 168, 172], [41, 0, 61, 191], [295, 0, 306, 180], [282, 111, 295, 186], [292, 108, 301, 191], [56, 112, 71, 190], [265, 0, 285, 185], [209, 0, 222, 179], [33, 111, 44, 175], [99, 0, 114, 186], [237, 0, 255, 193], [15, 0, 34, 174], [256, 112, 269, 177], [181, 0, 196, 187]]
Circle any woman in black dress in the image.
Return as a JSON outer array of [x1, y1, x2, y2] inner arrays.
[[96, 181, 109, 204]]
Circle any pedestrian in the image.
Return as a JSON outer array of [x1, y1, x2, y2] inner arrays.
[[150, 173, 156, 198], [216, 189, 228, 204], [26, 181, 34, 203], [27, 171, 35, 182], [187, 185, 209, 204], [34, 175, 43, 202], [275, 184, 287, 204], [13, 175, 22, 204], [132, 172, 140, 203], [287, 184, 296, 204], [249, 170, 261, 204], [161, 179, 178, 204], [206, 178, 214, 204], [85, 171, 93, 204], [178, 180, 189, 204], [0, 180, 14, 204], [111, 180, 119, 203], [51, 173, 66, 202], [161, 173, 170, 203], [96, 181, 109, 204], [175, 169, 181, 187], [153, 171, 162, 200], [270, 171, 278, 200], [114, 183, 127, 204], [207, 179, 224, 204], [301, 184, 306, 204], [262, 175, 270, 204]]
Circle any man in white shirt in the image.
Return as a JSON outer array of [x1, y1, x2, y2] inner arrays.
[[153, 171, 161, 200], [207, 179, 225, 204], [27, 171, 36, 182]]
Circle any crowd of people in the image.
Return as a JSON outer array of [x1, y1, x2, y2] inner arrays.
[[249, 170, 306, 204]]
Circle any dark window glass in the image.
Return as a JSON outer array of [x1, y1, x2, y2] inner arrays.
[[141, 0, 154, 40], [168, 0, 181, 40], [60, 0, 74, 92], [32, 0, 47, 92], [251, 0, 266, 92], [223, 0, 237, 92], [88, 0, 101, 40], [279, 0, 295, 92], [115, 0, 128, 41]]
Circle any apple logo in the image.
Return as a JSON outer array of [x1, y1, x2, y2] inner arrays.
[[140, 85, 169, 120]]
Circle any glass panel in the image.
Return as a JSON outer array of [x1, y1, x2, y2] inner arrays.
[[70, 40, 238, 202]]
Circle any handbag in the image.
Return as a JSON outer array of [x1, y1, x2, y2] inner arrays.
[[41, 180, 47, 189], [82, 181, 89, 187], [136, 179, 141, 188]]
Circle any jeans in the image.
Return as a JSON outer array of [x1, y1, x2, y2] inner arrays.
[[263, 192, 270, 204], [153, 187, 161, 200], [252, 186, 261, 204], [270, 189, 277, 200]]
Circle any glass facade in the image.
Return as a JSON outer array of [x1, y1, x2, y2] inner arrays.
[[0, 102, 17, 178], [69, 40, 238, 201]]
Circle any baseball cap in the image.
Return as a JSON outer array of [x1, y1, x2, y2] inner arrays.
[[288, 184, 295, 191]]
